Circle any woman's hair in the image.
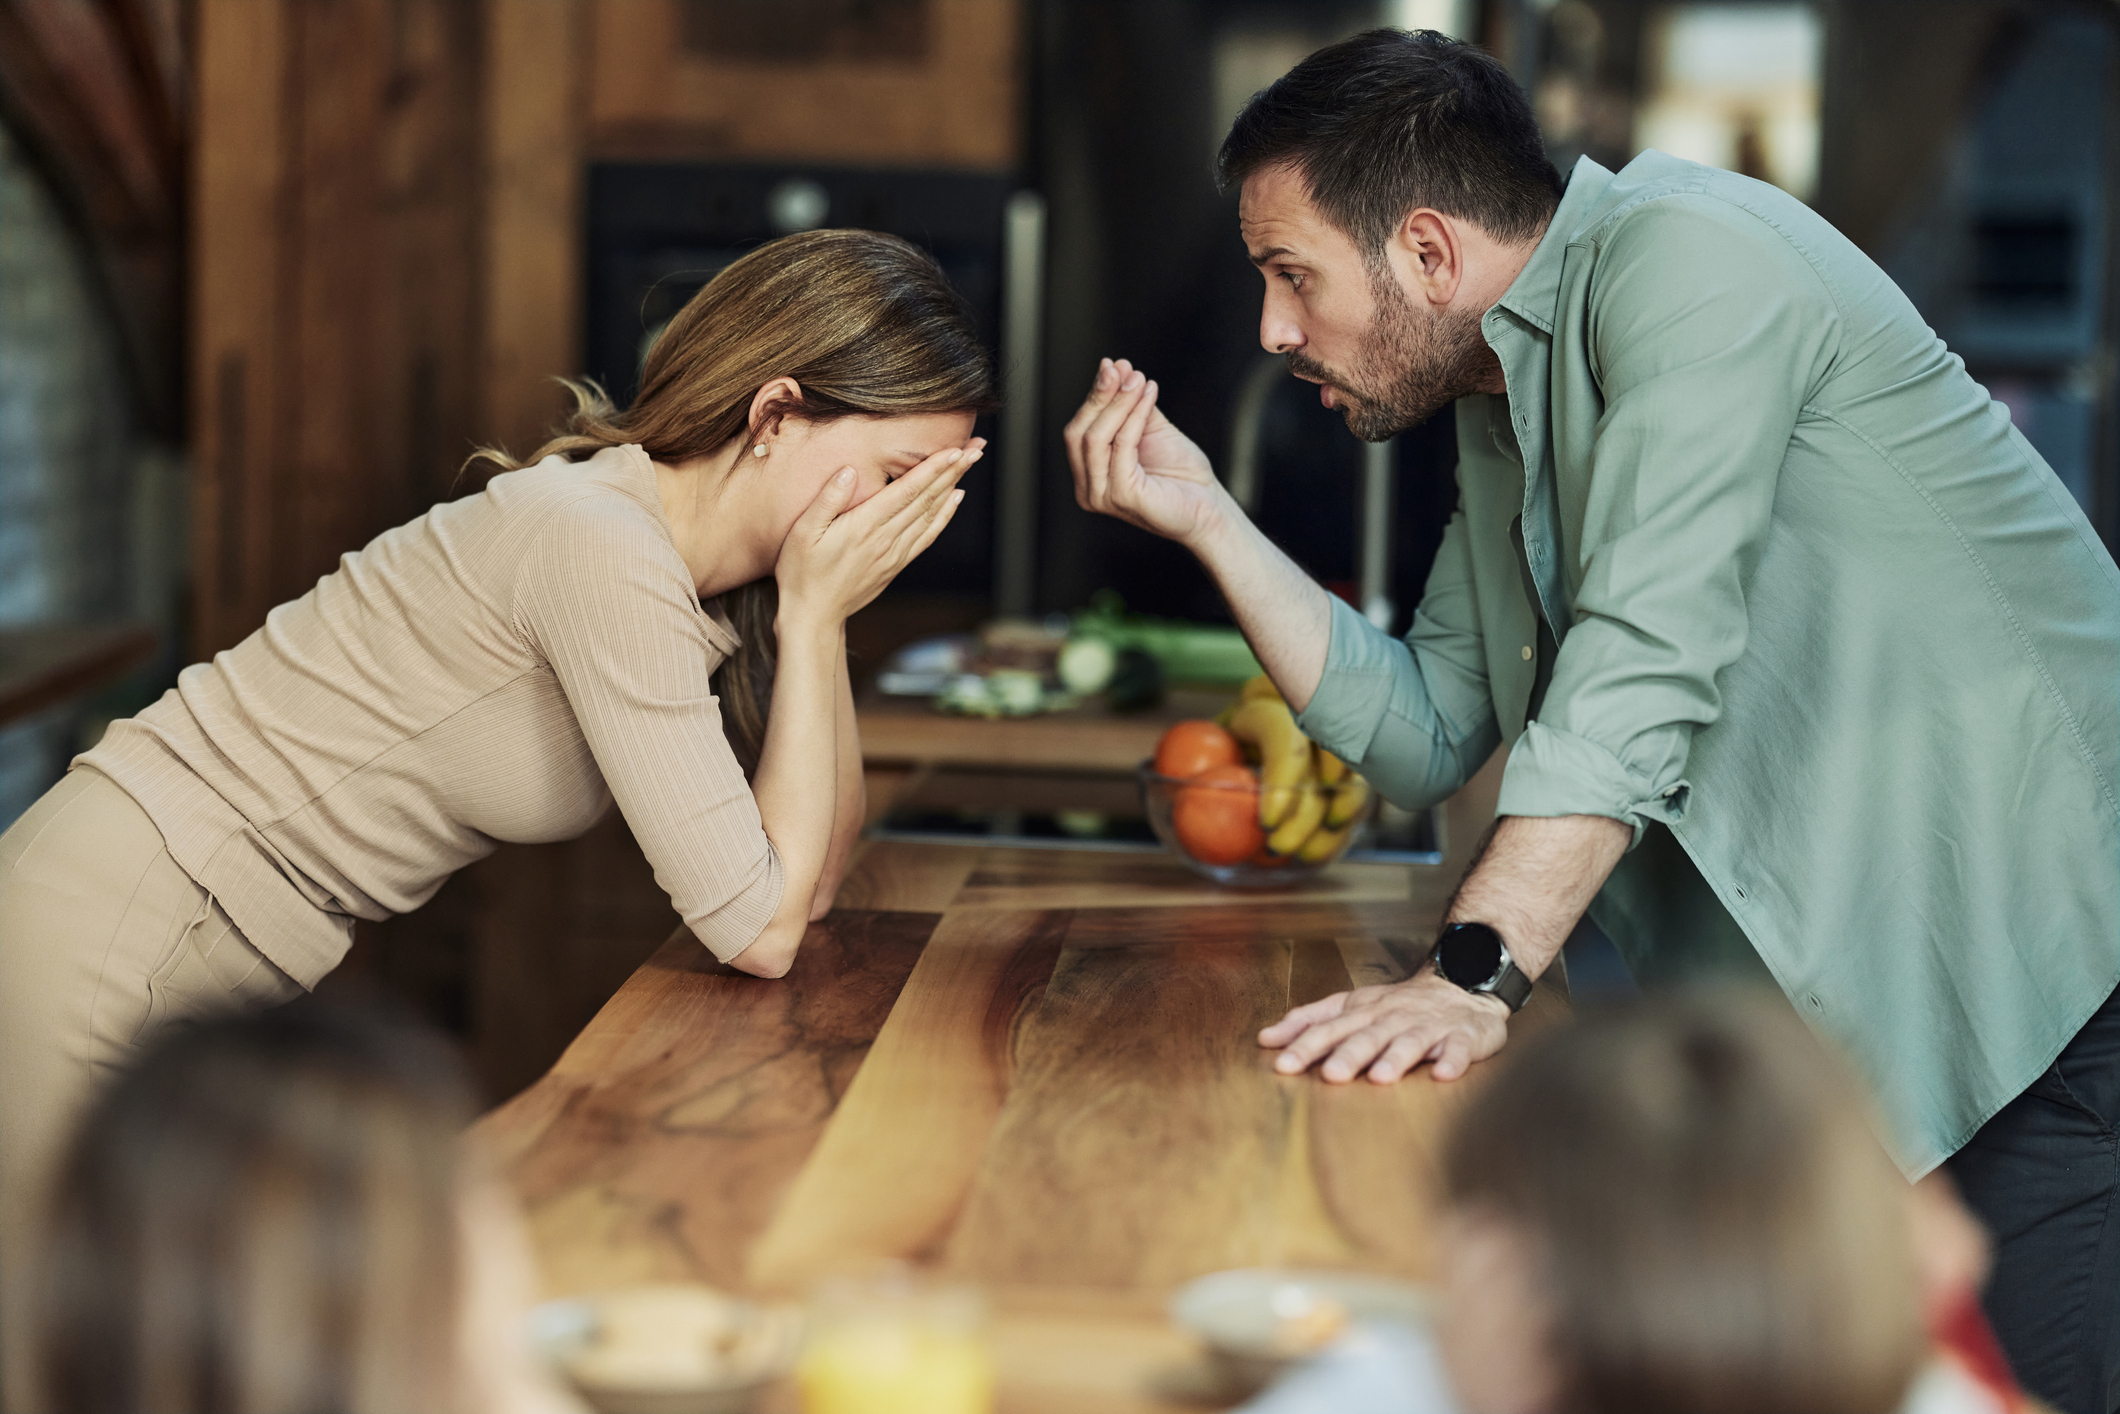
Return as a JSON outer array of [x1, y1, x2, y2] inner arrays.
[[33, 997, 480, 1414], [1444, 992, 1927, 1414], [469, 228, 996, 772]]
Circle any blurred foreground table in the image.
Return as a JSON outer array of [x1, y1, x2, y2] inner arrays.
[[479, 788, 1550, 1413]]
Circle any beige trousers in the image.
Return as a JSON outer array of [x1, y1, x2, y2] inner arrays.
[[0, 767, 303, 1407]]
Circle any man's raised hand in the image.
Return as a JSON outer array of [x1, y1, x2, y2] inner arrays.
[[1063, 358, 1225, 546]]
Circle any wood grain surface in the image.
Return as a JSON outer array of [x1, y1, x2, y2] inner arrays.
[[854, 690, 1232, 774], [482, 763, 1552, 1412]]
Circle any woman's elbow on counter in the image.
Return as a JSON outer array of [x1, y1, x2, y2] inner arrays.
[[807, 868, 844, 921], [723, 914, 807, 978]]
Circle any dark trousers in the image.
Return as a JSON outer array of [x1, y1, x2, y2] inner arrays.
[[1949, 982, 2120, 1414]]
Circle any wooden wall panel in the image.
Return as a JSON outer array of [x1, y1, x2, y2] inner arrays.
[[277, 0, 389, 597], [192, 0, 490, 653], [192, 0, 288, 653], [480, 0, 586, 458], [379, 0, 488, 507], [586, 0, 1021, 167]]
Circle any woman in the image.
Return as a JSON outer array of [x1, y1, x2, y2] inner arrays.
[[1246, 994, 2045, 1414], [31, 995, 582, 1414], [0, 230, 992, 1337]]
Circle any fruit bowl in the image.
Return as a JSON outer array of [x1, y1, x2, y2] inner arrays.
[[1138, 761, 1373, 887]]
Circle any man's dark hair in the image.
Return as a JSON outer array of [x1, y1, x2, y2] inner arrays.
[[1217, 28, 1564, 250]]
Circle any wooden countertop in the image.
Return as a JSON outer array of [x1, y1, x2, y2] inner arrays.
[[479, 762, 1539, 1413], [854, 689, 1232, 773]]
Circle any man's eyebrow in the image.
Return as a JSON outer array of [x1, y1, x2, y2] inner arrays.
[[1248, 245, 1299, 267]]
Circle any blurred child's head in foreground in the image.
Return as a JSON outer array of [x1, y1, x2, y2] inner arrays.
[[1440, 992, 1927, 1414], [33, 995, 563, 1414]]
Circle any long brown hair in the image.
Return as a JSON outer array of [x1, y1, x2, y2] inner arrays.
[[32, 998, 480, 1414], [1444, 993, 1927, 1414], [469, 229, 995, 770]]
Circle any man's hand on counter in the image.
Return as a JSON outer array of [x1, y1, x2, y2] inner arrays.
[[1261, 813, 1633, 1083], [1260, 970, 1511, 1083]]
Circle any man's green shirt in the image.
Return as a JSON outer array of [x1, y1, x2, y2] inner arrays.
[[1296, 152, 2120, 1175]]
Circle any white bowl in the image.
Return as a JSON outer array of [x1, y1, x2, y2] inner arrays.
[[530, 1285, 802, 1414], [1170, 1268, 1432, 1395]]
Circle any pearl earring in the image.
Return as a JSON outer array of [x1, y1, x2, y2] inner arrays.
[[752, 444, 768, 458]]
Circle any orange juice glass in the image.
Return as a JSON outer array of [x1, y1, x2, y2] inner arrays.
[[796, 1271, 993, 1414]]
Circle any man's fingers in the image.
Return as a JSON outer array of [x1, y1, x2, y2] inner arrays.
[[1323, 1025, 1415, 1084], [1111, 380, 1159, 485], [1258, 992, 1348, 1048], [1430, 1032, 1475, 1082], [1084, 357, 1118, 408], [1367, 1034, 1433, 1085], [1067, 360, 1154, 517], [1080, 376, 1148, 508], [1069, 358, 1117, 417], [1271, 1008, 1380, 1075], [1063, 361, 1119, 456]]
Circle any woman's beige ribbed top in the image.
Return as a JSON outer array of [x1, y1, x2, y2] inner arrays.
[[79, 445, 785, 987]]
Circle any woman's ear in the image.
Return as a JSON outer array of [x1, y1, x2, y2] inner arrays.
[[746, 376, 806, 448]]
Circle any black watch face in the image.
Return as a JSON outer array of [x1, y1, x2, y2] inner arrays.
[[1438, 923, 1505, 990]]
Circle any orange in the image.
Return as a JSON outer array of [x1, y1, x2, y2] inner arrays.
[[1173, 764, 1266, 865], [1154, 720, 1243, 780]]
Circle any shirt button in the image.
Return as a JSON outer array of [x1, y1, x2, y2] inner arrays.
[[1520, 645, 1534, 661]]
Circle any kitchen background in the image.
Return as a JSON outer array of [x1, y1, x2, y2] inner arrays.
[[2, 0, 2113, 1097]]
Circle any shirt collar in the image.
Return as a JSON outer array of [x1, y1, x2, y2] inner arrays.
[[1490, 156, 1617, 337]]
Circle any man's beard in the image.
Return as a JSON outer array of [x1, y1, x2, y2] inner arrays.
[[1287, 262, 1495, 442]]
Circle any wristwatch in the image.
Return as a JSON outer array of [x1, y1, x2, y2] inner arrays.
[[1432, 921, 1533, 1013]]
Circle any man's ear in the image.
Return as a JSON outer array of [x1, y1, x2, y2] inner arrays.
[[746, 376, 805, 446], [1397, 209, 1462, 308]]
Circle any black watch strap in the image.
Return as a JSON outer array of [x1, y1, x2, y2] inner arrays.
[[1433, 921, 1533, 1013]]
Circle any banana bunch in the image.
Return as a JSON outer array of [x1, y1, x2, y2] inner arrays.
[[1219, 675, 1371, 863]]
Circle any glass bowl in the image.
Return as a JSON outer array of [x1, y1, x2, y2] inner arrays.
[[1137, 760, 1372, 887]]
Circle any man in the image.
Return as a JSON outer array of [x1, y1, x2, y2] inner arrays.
[[1065, 29, 2119, 1413]]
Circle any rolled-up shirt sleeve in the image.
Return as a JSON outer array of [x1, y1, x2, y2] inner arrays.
[[1296, 506, 1502, 810], [1496, 195, 1842, 843], [513, 498, 785, 960]]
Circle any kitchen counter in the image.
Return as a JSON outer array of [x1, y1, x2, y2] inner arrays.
[[853, 688, 1234, 773], [478, 760, 1542, 1413]]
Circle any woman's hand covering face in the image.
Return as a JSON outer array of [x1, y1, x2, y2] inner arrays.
[[772, 437, 982, 628]]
